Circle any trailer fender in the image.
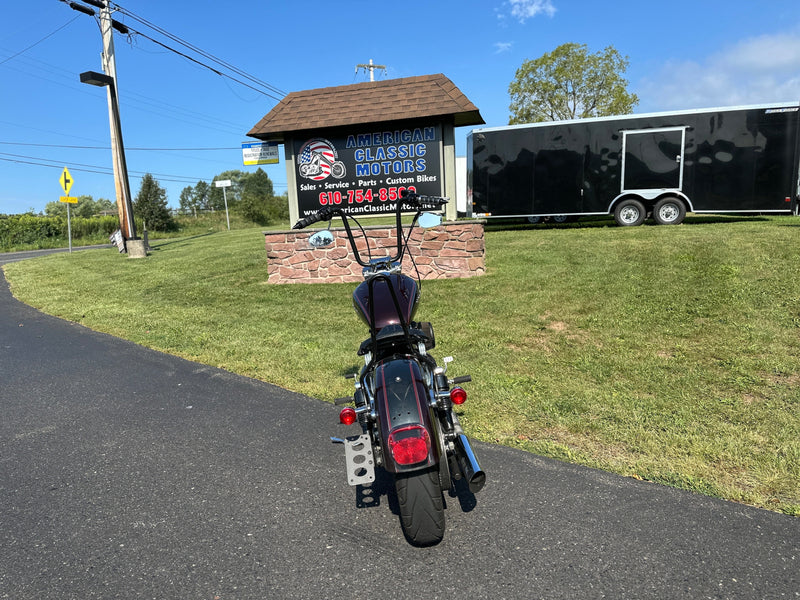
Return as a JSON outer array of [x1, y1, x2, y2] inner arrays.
[[608, 192, 694, 215]]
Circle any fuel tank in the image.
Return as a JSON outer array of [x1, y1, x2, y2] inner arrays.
[[352, 273, 419, 331]]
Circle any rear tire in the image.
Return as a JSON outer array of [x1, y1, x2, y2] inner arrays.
[[614, 199, 646, 226], [395, 467, 445, 546], [652, 197, 686, 225]]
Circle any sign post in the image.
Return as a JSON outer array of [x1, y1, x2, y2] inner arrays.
[[59, 167, 78, 252], [214, 179, 232, 230]]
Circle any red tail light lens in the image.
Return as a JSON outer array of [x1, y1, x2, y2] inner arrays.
[[388, 425, 430, 465], [339, 407, 357, 425], [450, 387, 467, 405]]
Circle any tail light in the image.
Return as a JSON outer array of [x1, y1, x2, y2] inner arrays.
[[339, 407, 357, 425], [450, 387, 467, 405], [388, 425, 430, 465]]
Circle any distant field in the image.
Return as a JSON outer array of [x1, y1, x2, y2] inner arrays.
[[4, 215, 799, 515]]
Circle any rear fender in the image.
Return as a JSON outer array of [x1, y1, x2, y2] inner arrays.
[[375, 358, 439, 474]]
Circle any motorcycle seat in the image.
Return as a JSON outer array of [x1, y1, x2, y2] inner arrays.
[[357, 324, 431, 356]]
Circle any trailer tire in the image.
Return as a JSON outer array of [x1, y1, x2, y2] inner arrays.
[[614, 199, 646, 226], [551, 214, 570, 223], [653, 197, 686, 225], [526, 216, 542, 224]]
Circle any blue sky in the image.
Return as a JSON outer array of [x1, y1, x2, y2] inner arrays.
[[2, 0, 800, 215]]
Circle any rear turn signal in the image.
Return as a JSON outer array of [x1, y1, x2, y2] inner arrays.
[[450, 387, 467, 405], [339, 407, 357, 425]]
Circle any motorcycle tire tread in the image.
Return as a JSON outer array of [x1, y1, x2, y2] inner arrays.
[[395, 467, 445, 546]]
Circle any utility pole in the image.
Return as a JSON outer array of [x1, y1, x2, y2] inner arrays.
[[98, 3, 136, 241], [355, 59, 386, 82]]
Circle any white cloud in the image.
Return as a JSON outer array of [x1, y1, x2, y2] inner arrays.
[[638, 31, 800, 112], [503, 0, 556, 24], [494, 42, 513, 54]]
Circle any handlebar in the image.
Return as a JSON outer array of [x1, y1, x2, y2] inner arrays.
[[291, 190, 449, 268]]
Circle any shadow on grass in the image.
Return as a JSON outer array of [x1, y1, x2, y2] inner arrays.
[[148, 232, 216, 249]]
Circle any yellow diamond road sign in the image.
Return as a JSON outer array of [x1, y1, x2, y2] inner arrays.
[[60, 167, 74, 195]]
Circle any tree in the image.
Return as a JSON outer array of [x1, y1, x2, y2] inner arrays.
[[194, 180, 210, 211], [44, 195, 115, 218], [179, 185, 198, 216], [508, 42, 638, 124], [134, 173, 175, 231], [238, 168, 276, 225], [209, 170, 248, 211]]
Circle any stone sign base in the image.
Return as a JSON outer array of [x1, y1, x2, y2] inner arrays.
[[264, 221, 485, 284]]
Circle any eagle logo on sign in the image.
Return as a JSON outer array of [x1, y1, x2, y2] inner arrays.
[[298, 138, 346, 181]]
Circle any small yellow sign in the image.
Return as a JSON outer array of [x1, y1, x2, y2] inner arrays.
[[60, 167, 74, 195], [59, 196, 79, 204]]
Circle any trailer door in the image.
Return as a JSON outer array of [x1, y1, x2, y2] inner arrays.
[[621, 127, 687, 193]]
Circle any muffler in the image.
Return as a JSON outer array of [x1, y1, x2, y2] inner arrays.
[[455, 434, 486, 494]]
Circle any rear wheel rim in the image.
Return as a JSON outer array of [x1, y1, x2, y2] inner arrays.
[[620, 206, 641, 224]]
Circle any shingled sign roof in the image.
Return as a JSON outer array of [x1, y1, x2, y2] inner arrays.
[[247, 73, 484, 142]]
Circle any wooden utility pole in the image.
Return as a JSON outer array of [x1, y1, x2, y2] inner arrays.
[[98, 4, 136, 241]]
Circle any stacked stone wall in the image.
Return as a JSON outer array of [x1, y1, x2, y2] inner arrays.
[[264, 221, 485, 284]]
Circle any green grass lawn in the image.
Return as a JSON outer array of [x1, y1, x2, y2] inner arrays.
[[4, 215, 799, 515]]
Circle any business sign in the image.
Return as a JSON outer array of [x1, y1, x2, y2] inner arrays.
[[242, 141, 279, 165], [294, 124, 442, 217]]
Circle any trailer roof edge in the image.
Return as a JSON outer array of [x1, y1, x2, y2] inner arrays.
[[470, 101, 800, 134]]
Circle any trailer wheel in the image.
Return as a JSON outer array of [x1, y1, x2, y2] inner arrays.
[[551, 214, 569, 223], [614, 199, 646, 226], [526, 216, 542, 224], [653, 197, 686, 225]]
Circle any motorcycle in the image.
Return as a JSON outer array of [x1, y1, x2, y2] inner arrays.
[[292, 190, 485, 545]]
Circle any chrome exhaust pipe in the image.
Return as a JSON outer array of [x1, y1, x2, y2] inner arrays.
[[455, 434, 486, 494]]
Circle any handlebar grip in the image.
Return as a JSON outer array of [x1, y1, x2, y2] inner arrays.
[[450, 375, 472, 384], [292, 208, 335, 230], [400, 189, 449, 208]]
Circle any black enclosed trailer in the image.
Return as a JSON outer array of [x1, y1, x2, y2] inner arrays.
[[468, 102, 800, 226]]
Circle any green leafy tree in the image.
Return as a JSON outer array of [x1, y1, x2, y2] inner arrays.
[[508, 42, 638, 124], [134, 173, 175, 231], [179, 185, 198, 216], [238, 168, 276, 225], [44, 195, 115, 218], [209, 170, 248, 211], [194, 180, 210, 211], [74, 196, 100, 218]]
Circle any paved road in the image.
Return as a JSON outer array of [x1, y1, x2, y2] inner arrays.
[[1, 263, 798, 599], [0, 245, 113, 265]]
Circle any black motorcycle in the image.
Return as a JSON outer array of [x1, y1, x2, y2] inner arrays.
[[293, 190, 485, 545]]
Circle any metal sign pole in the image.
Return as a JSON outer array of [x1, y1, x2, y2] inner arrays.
[[223, 187, 230, 230], [214, 179, 233, 231], [66, 202, 72, 253]]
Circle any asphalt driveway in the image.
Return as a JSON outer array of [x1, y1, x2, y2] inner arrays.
[[1, 258, 797, 599]]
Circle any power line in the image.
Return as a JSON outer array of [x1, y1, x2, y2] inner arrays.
[[0, 141, 240, 151], [55, 0, 286, 102], [120, 25, 284, 102], [110, 3, 286, 98], [0, 15, 80, 66], [0, 151, 205, 183]]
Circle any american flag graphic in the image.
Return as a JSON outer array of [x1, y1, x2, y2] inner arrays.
[[298, 139, 337, 181]]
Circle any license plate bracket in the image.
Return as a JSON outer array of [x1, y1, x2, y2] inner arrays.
[[344, 434, 375, 486]]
